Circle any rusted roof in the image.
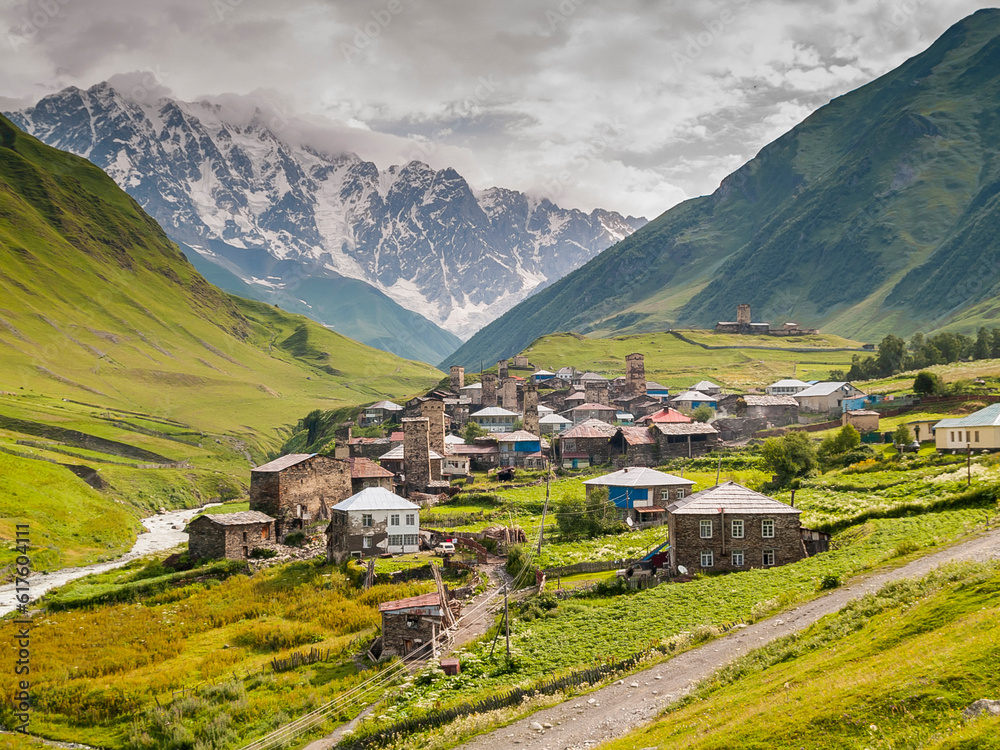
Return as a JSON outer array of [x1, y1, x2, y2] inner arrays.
[[637, 408, 692, 424], [378, 592, 443, 613], [348, 457, 394, 479], [252, 453, 316, 472], [616, 426, 657, 445], [450, 444, 500, 455], [191, 511, 274, 526], [560, 419, 617, 439]]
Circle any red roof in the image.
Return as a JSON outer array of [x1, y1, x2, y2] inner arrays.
[[635, 507, 666, 513], [378, 592, 443, 613], [389, 431, 404, 442], [637, 408, 692, 425], [347, 457, 394, 479]]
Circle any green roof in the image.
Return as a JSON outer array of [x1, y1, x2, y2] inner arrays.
[[934, 403, 1000, 429]]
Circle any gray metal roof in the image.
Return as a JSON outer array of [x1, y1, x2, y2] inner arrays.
[[742, 395, 799, 406], [470, 406, 520, 418], [583, 466, 694, 488], [671, 390, 716, 402], [935, 403, 1000, 428], [378, 444, 444, 461], [252, 453, 317, 472], [332, 487, 420, 512], [794, 381, 858, 398], [669, 481, 800, 515]]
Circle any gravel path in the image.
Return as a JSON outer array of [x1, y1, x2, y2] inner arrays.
[[455, 527, 1000, 750]]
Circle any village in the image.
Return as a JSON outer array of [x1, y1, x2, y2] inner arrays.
[[184, 316, 997, 673]]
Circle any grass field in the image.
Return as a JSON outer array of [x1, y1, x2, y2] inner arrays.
[[603, 561, 1000, 750], [520, 331, 861, 391]]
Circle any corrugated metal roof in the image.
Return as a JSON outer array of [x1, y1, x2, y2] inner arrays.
[[935, 403, 1000, 428], [378, 444, 445, 461], [767, 379, 810, 389], [348, 457, 395, 479], [691, 380, 720, 390], [450, 444, 500, 455], [470, 406, 520, 417], [616, 426, 657, 445], [368, 400, 403, 411], [583, 466, 693, 488], [539, 413, 572, 424], [671, 390, 715, 402], [645, 381, 669, 391], [192, 511, 274, 526], [492, 430, 541, 442], [569, 402, 617, 412], [332, 487, 419, 512], [560, 419, 617, 438], [580, 372, 609, 382], [252, 453, 316, 472], [653, 422, 718, 435], [794, 381, 857, 398], [638, 408, 692, 424], [378, 592, 443, 613], [669, 481, 800, 515]]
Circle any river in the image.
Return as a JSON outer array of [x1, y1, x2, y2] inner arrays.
[[0, 504, 218, 617]]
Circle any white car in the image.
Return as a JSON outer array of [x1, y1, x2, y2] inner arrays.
[[434, 541, 456, 556]]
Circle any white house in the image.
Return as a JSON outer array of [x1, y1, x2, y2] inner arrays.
[[765, 379, 811, 396], [934, 403, 1000, 452], [583, 466, 695, 527], [469, 406, 520, 433], [793, 382, 864, 413], [326, 487, 420, 561]]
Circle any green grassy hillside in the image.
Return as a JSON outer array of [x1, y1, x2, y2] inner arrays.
[[604, 562, 1000, 750], [447, 9, 1000, 369], [520, 331, 861, 390], [0, 114, 441, 568]]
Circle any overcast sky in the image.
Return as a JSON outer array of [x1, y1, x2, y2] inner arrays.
[[1, 0, 994, 218]]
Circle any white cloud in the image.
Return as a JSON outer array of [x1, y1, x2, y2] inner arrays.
[[0, 0, 994, 217]]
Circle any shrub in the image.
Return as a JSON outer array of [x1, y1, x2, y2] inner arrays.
[[283, 532, 306, 547], [250, 547, 277, 559]]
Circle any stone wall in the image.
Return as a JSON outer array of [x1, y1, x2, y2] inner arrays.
[[381, 610, 443, 658], [403, 417, 432, 491], [654, 433, 721, 459], [420, 399, 447, 462], [249, 456, 351, 537], [325, 509, 388, 562], [188, 518, 273, 559], [498, 359, 509, 379], [585, 381, 610, 406], [670, 512, 804, 574]]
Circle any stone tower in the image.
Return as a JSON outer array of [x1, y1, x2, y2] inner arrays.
[[625, 353, 646, 396], [481, 373, 497, 407], [449, 365, 465, 391], [498, 359, 509, 379], [402, 417, 431, 494], [737, 304, 751, 326], [523, 383, 540, 436], [584, 380, 609, 406], [501, 378, 518, 410], [420, 399, 446, 478]]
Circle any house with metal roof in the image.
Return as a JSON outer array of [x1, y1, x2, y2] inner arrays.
[[325, 487, 420, 561], [666, 481, 805, 574], [793, 382, 864, 413], [765, 378, 811, 396], [934, 403, 1000, 452], [690, 380, 722, 397], [250, 454, 352, 537], [636, 407, 692, 425], [359, 400, 404, 427], [469, 405, 520, 433], [346, 457, 395, 493], [492, 430, 545, 467], [377, 591, 456, 660], [564, 402, 618, 425], [538, 412, 573, 435], [583, 467, 694, 527], [670, 390, 718, 411], [559, 419, 618, 467], [609, 426, 658, 465], [652, 421, 721, 458], [645, 381, 671, 402]]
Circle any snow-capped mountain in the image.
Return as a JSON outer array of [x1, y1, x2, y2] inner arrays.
[[9, 83, 646, 338]]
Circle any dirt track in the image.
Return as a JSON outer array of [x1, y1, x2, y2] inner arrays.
[[455, 527, 1000, 750]]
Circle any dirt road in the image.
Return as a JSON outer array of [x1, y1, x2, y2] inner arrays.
[[455, 528, 1000, 750]]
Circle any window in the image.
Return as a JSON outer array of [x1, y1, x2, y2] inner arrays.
[[950, 431, 955, 442], [403, 534, 418, 546], [762, 549, 775, 566], [406, 513, 416, 526], [661, 489, 670, 501], [761, 519, 775, 538], [362, 536, 372, 549], [388, 534, 403, 546], [700, 519, 713, 538], [261, 526, 269, 540], [731, 519, 744, 539], [975, 431, 980, 443], [675, 488, 686, 500], [390, 514, 400, 526], [700, 550, 714, 568], [731, 549, 744, 567], [362, 513, 373, 528]]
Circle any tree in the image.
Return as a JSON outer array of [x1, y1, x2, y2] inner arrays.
[[691, 405, 714, 423], [463, 421, 488, 443], [761, 431, 818, 486], [975, 327, 991, 360], [876, 334, 907, 377], [991, 328, 1000, 358], [818, 424, 861, 463], [554, 486, 621, 540], [913, 371, 944, 396], [893, 424, 913, 445]]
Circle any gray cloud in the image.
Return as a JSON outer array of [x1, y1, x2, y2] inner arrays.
[[0, 0, 993, 216]]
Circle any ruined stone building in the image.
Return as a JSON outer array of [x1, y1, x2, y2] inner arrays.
[[249, 454, 352, 537], [377, 591, 455, 659], [187, 511, 275, 559], [325, 487, 420, 561]]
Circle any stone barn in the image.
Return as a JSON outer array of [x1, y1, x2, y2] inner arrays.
[[667, 481, 805, 574], [377, 592, 452, 659], [652, 422, 720, 458], [249, 454, 352, 538], [187, 511, 275, 560]]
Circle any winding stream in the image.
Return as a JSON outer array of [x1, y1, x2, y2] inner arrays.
[[0, 504, 217, 617]]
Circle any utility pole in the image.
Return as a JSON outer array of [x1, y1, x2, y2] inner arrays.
[[967, 442, 972, 486], [537, 458, 551, 555], [504, 585, 510, 659], [715, 453, 722, 486]]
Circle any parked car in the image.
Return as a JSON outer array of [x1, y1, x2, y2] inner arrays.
[[434, 541, 456, 556], [616, 561, 654, 580]]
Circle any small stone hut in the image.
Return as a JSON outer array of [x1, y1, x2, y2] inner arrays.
[[187, 511, 275, 560]]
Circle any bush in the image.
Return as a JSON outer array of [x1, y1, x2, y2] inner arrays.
[[762, 432, 818, 487], [249, 547, 277, 559], [283, 532, 306, 547], [913, 371, 945, 395]]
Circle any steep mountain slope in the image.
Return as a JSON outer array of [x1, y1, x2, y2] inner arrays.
[[447, 9, 1000, 369], [7, 85, 645, 340], [0, 114, 441, 438]]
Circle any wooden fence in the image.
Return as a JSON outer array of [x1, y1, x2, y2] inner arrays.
[[542, 559, 630, 578]]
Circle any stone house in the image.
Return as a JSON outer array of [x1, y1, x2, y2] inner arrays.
[[667, 481, 804, 574], [539, 413, 573, 435], [377, 592, 451, 659], [842, 409, 880, 433], [449, 442, 500, 470], [325, 487, 420, 562], [347, 457, 395, 493], [583, 467, 693, 527], [250, 454, 352, 537], [559, 419, 618, 465], [716, 394, 799, 425], [652, 422, 720, 458], [690, 380, 722, 397], [565, 402, 618, 425], [609, 426, 658, 466], [187, 511, 275, 560]]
